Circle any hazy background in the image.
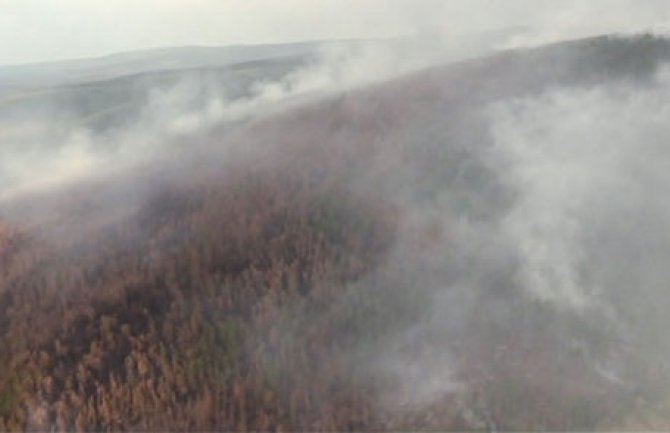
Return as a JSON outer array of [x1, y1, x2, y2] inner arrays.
[[2, 0, 670, 66]]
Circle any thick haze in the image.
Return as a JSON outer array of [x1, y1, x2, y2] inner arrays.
[[2, 0, 670, 66]]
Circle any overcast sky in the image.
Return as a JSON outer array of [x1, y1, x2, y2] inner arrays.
[[1, 0, 670, 66]]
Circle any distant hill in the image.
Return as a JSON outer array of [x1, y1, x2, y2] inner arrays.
[[0, 41, 343, 91], [0, 27, 532, 95]]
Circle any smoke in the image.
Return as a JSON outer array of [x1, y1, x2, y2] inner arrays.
[[0, 31, 513, 204], [3, 1, 669, 205], [195, 34, 670, 427], [491, 67, 670, 375], [356, 56, 670, 425]]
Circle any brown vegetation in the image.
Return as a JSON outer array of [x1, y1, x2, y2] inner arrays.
[[0, 145, 402, 430]]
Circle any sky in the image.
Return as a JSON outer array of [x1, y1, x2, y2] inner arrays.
[[1, 0, 670, 66]]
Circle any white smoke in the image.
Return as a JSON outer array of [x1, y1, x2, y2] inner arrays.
[[356, 53, 670, 418], [490, 66, 670, 311], [0, 34, 511, 202]]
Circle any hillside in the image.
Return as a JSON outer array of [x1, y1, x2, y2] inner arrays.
[[1, 34, 670, 431], [0, 41, 332, 90]]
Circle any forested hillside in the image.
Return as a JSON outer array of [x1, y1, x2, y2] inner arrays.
[[1, 34, 670, 431]]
